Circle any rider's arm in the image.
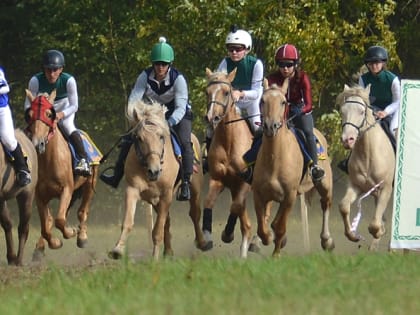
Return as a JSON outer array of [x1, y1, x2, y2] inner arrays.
[[24, 76, 39, 110], [241, 59, 263, 101], [61, 76, 79, 118], [384, 77, 400, 116], [168, 75, 188, 126], [127, 71, 148, 117]]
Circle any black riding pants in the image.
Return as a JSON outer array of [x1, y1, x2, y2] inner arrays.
[[172, 110, 193, 180], [292, 112, 318, 165]]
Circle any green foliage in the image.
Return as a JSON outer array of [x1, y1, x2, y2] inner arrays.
[[0, 0, 416, 159]]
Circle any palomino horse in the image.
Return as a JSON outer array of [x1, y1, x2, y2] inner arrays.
[[25, 90, 99, 258], [109, 99, 208, 260], [0, 129, 38, 265], [337, 84, 395, 250], [252, 81, 334, 257], [203, 68, 254, 258]]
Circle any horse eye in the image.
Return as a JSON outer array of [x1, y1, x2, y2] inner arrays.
[[45, 110, 53, 119], [224, 91, 229, 97]]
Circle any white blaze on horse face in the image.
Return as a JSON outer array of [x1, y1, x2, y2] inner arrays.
[[341, 96, 366, 149]]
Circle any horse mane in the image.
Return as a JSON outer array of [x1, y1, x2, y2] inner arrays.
[[336, 84, 370, 108], [126, 96, 169, 136]]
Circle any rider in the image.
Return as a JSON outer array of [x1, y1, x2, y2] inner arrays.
[[338, 45, 400, 173], [24, 49, 91, 176], [203, 25, 264, 173], [0, 66, 32, 186], [100, 37, 194, 201], [268, 44, 325, 182]]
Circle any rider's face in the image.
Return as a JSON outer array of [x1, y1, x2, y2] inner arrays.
[[367, 61, 384, 75], [44, 67, 63, 84]]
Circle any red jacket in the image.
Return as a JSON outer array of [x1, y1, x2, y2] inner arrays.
[[266, 70, 313, 114]]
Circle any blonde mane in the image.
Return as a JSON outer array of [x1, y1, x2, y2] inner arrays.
[[336, 85, 370, 108], [127, 97, 170, 136]]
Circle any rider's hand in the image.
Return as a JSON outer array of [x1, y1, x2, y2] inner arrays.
[[56, 111, 65, 121], [375, 110, 387, 119]]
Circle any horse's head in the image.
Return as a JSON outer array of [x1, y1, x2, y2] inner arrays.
[[128, 99, 169, 181], [337, 84, 374, 149], [25, 89, 57, 154], [260, 80, 288, 137], [205, 67, 237, 129]]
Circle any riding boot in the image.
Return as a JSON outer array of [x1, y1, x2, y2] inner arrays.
[[100, 135, 132, 188], [69, 131, 91, 176], [237, 164, 254, 184], [11, 143, 31, 187], [202, 136, 211, 174], [176, 143, 193, 201], [337, 154, 350, 174], [307, 135, 325, 182]]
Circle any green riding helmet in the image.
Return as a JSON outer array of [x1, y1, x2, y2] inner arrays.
[[151, 37, 174, 63]]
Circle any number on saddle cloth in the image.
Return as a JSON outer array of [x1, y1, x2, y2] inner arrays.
[[68, 130, 103, 168]]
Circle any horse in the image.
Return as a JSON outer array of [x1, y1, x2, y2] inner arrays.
[[203, 68, 254, 258], [109, 99, 208, 260], [251, 81, 334, 257], [337, 84, 395, 250], [25, 89, 99, 259], [0, 129, 38, 265]]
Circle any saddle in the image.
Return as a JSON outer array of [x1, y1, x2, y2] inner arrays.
[[67, 130, 103, 170]]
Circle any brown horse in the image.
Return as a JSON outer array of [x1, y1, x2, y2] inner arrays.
[[25, 89, 99, 259], [252, 81, 334, 257], [337, 84, 395, 250], [109, 99, 208, 260], [203, 68, 254, 258], [0, 129, 38, 265]]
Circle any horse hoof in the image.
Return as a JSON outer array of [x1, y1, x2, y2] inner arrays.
[[109, 247, 124, 260], [48, 238, 63, 250], [321, 238, 335, 251], [200, 230, 213, 251], [32, 248, 45, 262], [280, 236, 287, 248], [163, 249, 174, 257], [221, 230, 234, 243], [248, 242, 261, 253], [77, 237, 88, 248]]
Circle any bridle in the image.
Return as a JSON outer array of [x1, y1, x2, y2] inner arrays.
[[25, 95, 57, 142], [341, 98, 378, 137], [206, 80, 235, 122], [130, 120, 165, 167], [261, 88, 290, 136]]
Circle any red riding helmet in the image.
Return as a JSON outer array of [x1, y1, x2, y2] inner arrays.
[[275, 44, 299, 61]]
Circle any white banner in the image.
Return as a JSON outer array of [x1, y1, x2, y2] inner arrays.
[[391, 79, 420, 249]]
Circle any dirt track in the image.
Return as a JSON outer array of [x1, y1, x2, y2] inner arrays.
[[0, 169, 394, 268]]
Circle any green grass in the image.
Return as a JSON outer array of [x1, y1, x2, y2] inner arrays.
[[0, 253, 418, 315]]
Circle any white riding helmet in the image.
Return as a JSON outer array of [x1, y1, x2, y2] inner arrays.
[[225, 29, 252, 50]]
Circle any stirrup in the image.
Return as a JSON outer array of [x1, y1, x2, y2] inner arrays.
[[176, 181, 191, 201], [16, 170, 31, 187], [310, 165, 325, 182], [75, 158, 91, 176]]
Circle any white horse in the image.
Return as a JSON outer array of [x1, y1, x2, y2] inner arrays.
[[337, 84, 395, 250]]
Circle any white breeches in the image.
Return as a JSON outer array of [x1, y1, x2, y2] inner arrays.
[[0, 105, 17, 151], [236, 99, 261, 133], [58, 113, 77, 136]]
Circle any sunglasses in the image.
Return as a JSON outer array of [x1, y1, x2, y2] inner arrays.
[[227, 45, 246, 53], [153, 61, 170, 66], [277, 61, 295, 68]]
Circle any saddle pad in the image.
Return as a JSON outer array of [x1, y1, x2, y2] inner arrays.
[[79, 130, 103, 165]]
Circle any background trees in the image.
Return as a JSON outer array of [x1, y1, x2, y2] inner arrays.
[[1, 0, 418, 160]]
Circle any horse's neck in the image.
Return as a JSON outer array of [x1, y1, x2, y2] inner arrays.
[[43, 129, 70, 163]]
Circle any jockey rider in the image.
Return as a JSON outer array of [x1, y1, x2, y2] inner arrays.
[[24, 49, 91, 176], [100, 37, 194, 201], [338, 45, 400, 173], [203, 25, 264, 173], [0, 66, 32, 186], [267, 44, 325, 182]]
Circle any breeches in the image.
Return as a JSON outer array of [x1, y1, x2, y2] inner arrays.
[[173, 115, 193, 177], [293, 113, 318, 164], [0, 105, 17, 151]]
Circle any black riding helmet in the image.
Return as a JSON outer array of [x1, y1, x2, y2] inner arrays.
[[42, 50, 65, 69], [364, 46, 388, 63]]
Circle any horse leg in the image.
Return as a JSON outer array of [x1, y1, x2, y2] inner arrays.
[[110, 187, 139, 259], [152, 200, 170, 261], [315, 185, 335, 251], [254, 188, 273, 246], [188, 184, 211, 251], [339, 186, 360, 242], [271, 195, 296, 258], [0, 201, 17, 265], [76, 181, 95, 248], [15, 191, 34, 266], [163, 213, 173, 257], [368, 187, 393, 249], [55, 187, 77, 240], [36, 197, 62, 250], [202, 179, 224, 250]]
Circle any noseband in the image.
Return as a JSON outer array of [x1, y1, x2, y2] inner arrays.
[[341, 98, 377, 137], [206, 80, 234, 119], [26, 95, 57, 141]]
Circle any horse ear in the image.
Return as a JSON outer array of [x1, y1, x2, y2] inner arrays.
[[205, 67, 213, 78], [227, 67, 237, 82], [344, 84, 351, 90], [263, 78, 269, 90], [365, 84, 371, 94], [25, 89, 35, 102], [48, 89, 57, 103]]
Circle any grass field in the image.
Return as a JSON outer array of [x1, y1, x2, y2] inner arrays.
[[0, 253, 419, 315]]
